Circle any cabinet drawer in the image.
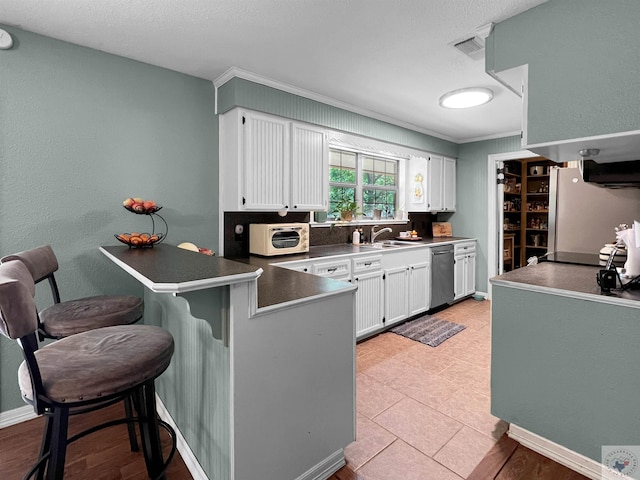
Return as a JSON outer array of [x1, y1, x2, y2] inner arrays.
[[312, 259, 351, 279], [454, 241, 476, 255], [352, 255, 383, 274]]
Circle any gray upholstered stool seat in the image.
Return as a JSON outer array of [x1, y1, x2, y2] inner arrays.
[[39, 296, 143, 338], [18, 325, 173, 404]]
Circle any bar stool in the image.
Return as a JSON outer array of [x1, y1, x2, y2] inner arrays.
[[0, 259, 176, 480], [0, 245, 143, 340], [1, 245, 144, 450]]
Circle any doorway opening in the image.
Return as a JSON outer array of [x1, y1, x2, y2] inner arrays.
[[487, 151, 563, 290]]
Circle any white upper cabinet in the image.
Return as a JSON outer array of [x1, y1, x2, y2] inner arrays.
[[290, 123, 329, 211], [243, 112, 290, 210], [442, 157, 456, 212], [219, 109, 328, 212], [406, 155, 456, 213]]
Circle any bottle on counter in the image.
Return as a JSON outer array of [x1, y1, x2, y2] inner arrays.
[[352, 229, 361, 245]]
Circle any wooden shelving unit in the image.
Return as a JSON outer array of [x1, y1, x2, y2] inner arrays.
[[502, 157, 559, 270]]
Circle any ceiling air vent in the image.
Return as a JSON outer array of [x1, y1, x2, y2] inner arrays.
[[453, 36, 485, 60], [451, 23, 493, 61]]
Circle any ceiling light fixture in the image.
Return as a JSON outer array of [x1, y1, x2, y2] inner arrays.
[[439, 87, 494, 109]]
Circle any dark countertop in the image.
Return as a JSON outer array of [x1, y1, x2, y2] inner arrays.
[[491, 262, 640, 307], [543, 251, 602, 267], [236, 237, 472, 308], [101, 244, 262, 293], [102, 244, 356, 310]]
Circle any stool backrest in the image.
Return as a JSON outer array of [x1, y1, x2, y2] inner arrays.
[[0, 260, 47, 412], [0, 260, 38, 339], [1, 245, 61, 303]]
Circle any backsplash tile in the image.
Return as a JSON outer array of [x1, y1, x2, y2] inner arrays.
[[223, 211, 437, 258]]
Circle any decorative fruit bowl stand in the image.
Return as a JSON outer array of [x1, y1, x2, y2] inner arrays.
[[115, 198, 168, 248]]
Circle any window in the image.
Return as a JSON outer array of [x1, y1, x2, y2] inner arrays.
[[329, 148, 398, 220]]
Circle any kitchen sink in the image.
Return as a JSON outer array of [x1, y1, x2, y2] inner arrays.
[[364, 241, 406, 249]]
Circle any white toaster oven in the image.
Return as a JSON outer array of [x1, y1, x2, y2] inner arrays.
[[249, 223, 309, 256]]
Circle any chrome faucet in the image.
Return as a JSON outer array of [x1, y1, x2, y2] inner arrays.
[[371, 225, 392, 243]]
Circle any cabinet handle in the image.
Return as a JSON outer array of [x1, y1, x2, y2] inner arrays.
[[293, 205, 298, 209], [364, 262, 372, 267], [327, 267, 338, 273], [285, 205, 289, 209]]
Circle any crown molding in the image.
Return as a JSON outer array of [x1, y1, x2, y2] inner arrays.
[[213, 67, 459, 143]]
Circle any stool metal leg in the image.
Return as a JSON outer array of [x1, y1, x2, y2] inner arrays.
[[124, 395, 140, 452], [35, 414, 53, 480], [137, 381, 165, 480], [46, 408, 69, 480]]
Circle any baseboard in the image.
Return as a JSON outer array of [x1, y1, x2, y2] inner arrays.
[[0, 405, 37, 429], [508, 424, 633, 480], [293, 449, 346, 480], [155, 395, 209, 480]]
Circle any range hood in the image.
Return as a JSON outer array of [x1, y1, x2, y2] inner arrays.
[[582, 159, 640, 188]]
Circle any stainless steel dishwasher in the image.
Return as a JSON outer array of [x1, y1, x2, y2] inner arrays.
[[430, 244, 454, 308]]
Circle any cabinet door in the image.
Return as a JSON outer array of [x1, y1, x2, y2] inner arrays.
[[427, 155, 444, 212], [408, 261, 430, 316], [384, 267, 409, 327], [242, 112, 290, 210], [454, 253, 466, 300], [290, 123, 328, 211], [443, 157, 456, 212], [407, 155, 428, 210], [464, 253, 476, 296], [354, 270, 384, 339]]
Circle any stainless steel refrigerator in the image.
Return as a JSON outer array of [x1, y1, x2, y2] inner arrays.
[[548, 167, 640, 255]]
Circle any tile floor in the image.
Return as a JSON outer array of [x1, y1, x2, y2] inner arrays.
[[335, 297, 507, 480]]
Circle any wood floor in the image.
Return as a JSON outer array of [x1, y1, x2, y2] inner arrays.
[[0, 402, 193, 479]]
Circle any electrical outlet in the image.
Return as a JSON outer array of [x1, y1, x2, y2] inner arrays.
[[234, 224, 244, 241]]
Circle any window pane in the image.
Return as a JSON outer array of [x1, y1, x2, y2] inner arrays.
[[330, 150, 357, 184], [329, 186, 355, 218]]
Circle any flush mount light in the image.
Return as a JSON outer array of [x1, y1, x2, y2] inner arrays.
[[439, 87, 494, 109]]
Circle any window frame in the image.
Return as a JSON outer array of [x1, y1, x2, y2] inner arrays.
[[327, 146, 403, 223]]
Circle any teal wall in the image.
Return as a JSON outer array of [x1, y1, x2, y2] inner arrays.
[[492, 284, 640, 462], [0, 26, 218, 412], [487, 0, 640, 145], [218, 77, 458, 157], [453, 136, 522, 292]]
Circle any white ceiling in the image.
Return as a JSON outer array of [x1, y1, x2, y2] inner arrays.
[[1, 0, 548, 143]]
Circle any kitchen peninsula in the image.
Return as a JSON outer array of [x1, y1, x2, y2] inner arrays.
[[100, 244, 357, 480], [490, 261, 640, 477]]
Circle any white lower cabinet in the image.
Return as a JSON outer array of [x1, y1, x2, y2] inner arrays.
[[454, 241, 476, 300], [353, 271, 384, 338], [384, 266, 409, 327], [408, 261, 430, 316], [277, 240, 473, 339]]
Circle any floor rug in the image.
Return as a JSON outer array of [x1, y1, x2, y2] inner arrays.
[[391, 315, 466, 347]]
